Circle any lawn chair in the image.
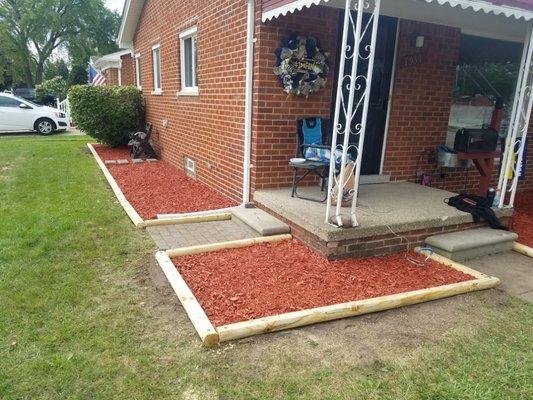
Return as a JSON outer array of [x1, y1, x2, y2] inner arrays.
[[290, 117, 331, 202], [129, 122, 157, 159]]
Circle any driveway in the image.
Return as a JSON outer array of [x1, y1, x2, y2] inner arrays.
[[0, 128, 84, 138]]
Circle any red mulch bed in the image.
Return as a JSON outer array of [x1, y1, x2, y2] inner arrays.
[[172, 240, 475, 326], [510, 190, 533, 247], [92, 144, 236, 219]]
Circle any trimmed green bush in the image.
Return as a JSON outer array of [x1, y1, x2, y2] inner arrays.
[[36, 76, 68, 103], [69, 85, 145, 147]]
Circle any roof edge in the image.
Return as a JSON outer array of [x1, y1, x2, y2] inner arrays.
[[262, 0, 533, 22], [117, 0, 145, 49]]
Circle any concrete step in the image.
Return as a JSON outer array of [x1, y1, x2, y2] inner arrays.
[[425, 228, 518, 261], [232, 207, 290, 236]]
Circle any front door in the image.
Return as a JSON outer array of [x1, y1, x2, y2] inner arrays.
[[330, 14, 397, 175]]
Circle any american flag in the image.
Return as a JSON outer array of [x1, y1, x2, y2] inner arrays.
[[88, 63, 106, 86]]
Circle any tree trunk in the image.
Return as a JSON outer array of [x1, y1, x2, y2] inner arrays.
[[22, 64, 33, 88], [35, 60, 45, 86]]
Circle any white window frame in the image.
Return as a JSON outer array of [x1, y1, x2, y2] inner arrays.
[[178, 26, 198, 96], [151, 44, 162, 94], [134, 52, 142, 90]]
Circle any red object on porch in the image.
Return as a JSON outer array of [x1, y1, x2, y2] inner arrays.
[[457, 151, 499, 196], [490, 97, 504, 132]]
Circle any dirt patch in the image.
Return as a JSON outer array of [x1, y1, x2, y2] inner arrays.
[[172, 240, 475, 326], [92, 144, 236, 219], [511, 190, 533, 247], [0, 162, 13, 180]]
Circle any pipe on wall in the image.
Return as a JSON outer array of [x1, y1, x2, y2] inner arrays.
[[242, 0, 255, 204]]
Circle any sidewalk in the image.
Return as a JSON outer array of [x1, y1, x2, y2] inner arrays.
[[468, 251, 533, 303], [146, 218, 259, 250]]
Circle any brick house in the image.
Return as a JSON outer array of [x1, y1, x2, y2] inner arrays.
[[91, 49, 135, 86], [117, 0, 533, 257]]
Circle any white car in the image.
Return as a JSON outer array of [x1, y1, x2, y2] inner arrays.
[[0, 93, 69, 135]]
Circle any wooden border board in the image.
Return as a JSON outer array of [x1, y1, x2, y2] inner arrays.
[[87, 143, 233, 228], [155, 239, 500, 346], [514, 242, 533, 258]]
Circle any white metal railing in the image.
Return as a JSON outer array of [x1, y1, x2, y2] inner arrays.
[[325, 0, 381, 227], [56, 97, 71, 118], [497, 23, 533, 209]]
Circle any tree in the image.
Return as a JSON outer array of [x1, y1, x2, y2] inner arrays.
[[68, 7, 121, 67], [44, 58, 70, 81], [0, 29, 24, 89], [0, 0, 120, 87], [68, 64, 88, 86]]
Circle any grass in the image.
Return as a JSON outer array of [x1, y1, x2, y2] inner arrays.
[[0, 135, 532, 399]]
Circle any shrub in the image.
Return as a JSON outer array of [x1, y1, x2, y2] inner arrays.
[[69, 85, 145, 147], [36, 76, 68, 103]]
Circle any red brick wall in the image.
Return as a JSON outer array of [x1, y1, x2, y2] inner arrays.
[[120, 53, 135, 86], [252, 5, 339, 190], [382, 20, 469, 192], [132, 0, 249, 202], [103, 68, 120, 86]]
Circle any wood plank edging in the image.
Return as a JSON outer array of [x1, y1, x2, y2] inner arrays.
[[414, 247, 490, 279], [143, 213, 232, 227], [87, 143, 145, 227], [216, 276, 500, 343], [165, 234, 293, 258], [513, 242, 533, 258], [155, 251, 219, 346]]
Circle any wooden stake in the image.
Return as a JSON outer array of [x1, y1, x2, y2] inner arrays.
[[155, 251, 219, 346], [513, 242, 533, 258], [143, 213, 232, 227], [216, 275, 500, 343], [87, 143, 145, 227], [165, 234, 293, 258]]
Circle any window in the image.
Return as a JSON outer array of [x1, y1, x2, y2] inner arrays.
[[152, 44, 162, 93], [135, 53, 141, 89], [0, 97, 22, 107], [179, 26, 198, 95]]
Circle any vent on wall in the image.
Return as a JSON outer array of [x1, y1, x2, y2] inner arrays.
[[184, 156, 196, 175]]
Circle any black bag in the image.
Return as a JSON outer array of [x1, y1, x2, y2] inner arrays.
[[445, 193, 506, 230]]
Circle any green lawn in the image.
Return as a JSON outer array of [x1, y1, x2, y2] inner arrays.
[[0, 135, 532, 399]]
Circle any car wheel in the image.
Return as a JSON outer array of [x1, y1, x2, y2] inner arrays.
[[35, 118, 56, 135]]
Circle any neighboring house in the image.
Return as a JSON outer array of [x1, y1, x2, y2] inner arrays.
[[91, 50, 135, 86], [116, 0, 533, 257]]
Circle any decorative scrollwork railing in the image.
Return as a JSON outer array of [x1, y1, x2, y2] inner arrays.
[[325, 0, 381, 227]]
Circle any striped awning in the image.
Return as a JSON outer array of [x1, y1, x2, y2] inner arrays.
[[262, 0, 533, 22]]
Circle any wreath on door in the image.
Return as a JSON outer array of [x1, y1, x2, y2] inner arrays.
[[273, 34, 330, 97]]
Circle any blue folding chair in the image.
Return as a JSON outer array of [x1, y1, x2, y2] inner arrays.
[[289, 117, 331, 202]]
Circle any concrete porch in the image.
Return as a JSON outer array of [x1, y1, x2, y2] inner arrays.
[[254, 182, 513, 259]]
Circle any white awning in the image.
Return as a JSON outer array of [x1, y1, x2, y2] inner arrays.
[[262, 0, 533, 22]]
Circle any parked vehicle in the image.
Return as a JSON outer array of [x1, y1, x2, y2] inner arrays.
[[13, 88, 36, 101], [0, 93, 69, 135]]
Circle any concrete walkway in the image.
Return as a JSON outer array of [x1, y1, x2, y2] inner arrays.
[[146, 218, 259, 250], [467, 251, 533, 303]]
